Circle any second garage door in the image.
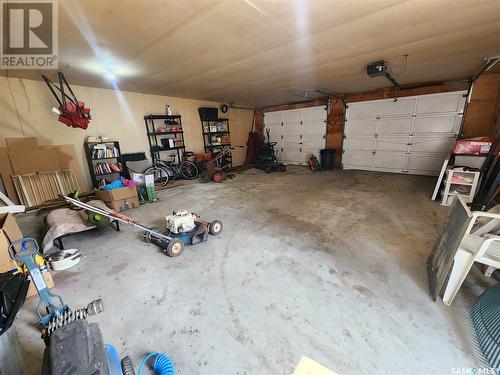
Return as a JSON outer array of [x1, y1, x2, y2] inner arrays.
[[342, 91, 466, 175], [264, 106, 327, 165]]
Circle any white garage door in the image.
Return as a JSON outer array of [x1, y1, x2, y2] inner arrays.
[[343, 91, 466, 175], [263, 106, 327, 165]]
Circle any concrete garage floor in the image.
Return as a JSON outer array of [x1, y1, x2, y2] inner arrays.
[[15, 167, 490, 374]]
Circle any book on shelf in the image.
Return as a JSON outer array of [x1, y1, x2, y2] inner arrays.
[[94, 162, 122, 175], [91, 143, 119, 159]]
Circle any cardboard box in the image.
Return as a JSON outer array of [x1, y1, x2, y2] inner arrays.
[[0, 213, 23, 273], [106, 196, 140, 211], [95, 187, 139, 212], [26, 269, 54, 298], [8, 149, 61, 174], [454, 137, 495, 155], [6, 137, 39, 151]]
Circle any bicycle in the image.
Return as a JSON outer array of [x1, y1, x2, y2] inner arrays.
[[144, 154, 199, 188]]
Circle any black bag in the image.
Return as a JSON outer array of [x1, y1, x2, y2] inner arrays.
[[0, 272, 29, 336]]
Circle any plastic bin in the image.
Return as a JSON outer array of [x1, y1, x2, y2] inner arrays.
[[320, 149, 336, 170]]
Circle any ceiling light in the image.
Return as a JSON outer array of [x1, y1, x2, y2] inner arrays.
[[104, 70, 117, 83]]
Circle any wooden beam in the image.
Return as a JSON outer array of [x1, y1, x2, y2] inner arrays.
[[346, 81, 469, 103], [462, 73, 500, 137], [263, 99, 327, 113]]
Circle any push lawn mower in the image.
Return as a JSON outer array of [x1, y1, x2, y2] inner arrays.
[[144, 210, 223, 256], [63, 195, 222, 257], [255, 129, 286, 173]]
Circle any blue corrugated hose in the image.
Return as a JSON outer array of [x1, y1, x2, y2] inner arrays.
[[137, 352, 175, 375]]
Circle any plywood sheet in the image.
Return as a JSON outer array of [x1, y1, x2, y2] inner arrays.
[[8, 150, 61, 174], [5, 137, 38, 151], [0, 148, 19, 204]]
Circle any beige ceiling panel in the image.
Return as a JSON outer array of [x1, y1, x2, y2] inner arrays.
[[3, 0, 500, 106]]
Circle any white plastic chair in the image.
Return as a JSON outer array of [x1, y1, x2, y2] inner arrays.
[[442, 200, 500, 306]]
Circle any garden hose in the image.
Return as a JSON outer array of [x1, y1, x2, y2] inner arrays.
[[137, 352, 174, 375]]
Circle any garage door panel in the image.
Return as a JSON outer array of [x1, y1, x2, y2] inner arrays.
[[347, 102, 379, 119], [265, 107, 326, 166], [343, 91, 466, 176], [344, 137, 375, 151], [411, 136, 455, 153], [376, 136, 410, 152], [379, 98, 416, 116], [283, 146, 301, 164], [264, 111, 282, 125], [373, 152, 407, 170], [416, 93, 465, 113], [283, 121, 301, 130], [283, 122, 301, 140], [407, 153, 447, 174], [302, 121, 325, 137], [343, 151, 373, 168], [302, 136, 324, 148], [345, 119, 377, 134], [283, 109, 302, 123], [413, 115, 460, 134], [377, 118, 412, 134], [265, 122, 282, 134], [302, 106, 326, 121]]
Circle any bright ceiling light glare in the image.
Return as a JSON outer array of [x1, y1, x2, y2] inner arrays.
[[104, 70, 117, 83], [61, 1, 138, 82], [61, 1, 135, 122], [81, 58, 136, 83]]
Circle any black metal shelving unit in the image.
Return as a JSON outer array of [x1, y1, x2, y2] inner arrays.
[[144, 114, 186, 164], [84, 141, 123, 188], [200, 118, 232, 167]]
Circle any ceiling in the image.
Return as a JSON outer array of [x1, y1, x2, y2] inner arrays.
[[3, 0, 500, 106]]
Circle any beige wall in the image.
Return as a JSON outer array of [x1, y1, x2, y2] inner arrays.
[[0, 77, 253, 191]]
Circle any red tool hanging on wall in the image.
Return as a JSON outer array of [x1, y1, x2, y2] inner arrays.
[[42, 72, 91, 130]]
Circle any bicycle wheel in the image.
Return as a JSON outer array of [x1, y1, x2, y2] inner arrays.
[[144, 166, 170, 188], [180, 160, 199, 179]]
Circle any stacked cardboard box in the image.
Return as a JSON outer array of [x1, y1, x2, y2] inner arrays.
[[94, 187, 139, 212]]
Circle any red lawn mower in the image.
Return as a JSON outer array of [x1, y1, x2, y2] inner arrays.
[[197, 147, 234, 183]]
